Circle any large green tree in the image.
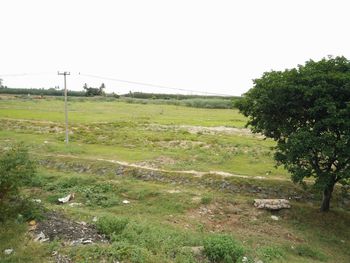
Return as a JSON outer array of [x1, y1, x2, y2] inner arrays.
[[237, 56, 350, 211]]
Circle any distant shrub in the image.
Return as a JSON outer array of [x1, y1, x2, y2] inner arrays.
[[293, 245, 327, 262], [96, 216, 129, 237], [203, 234, 244, 263]]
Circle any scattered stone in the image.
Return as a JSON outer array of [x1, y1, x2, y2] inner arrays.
[[68, 202, 82, 207], [254, 199, 291, 210], [4, 249, 13, 255], [122, 200, 130, 204], [242, 256, 248, 262], [34, 231, 50, 243], [271, 215, 279, 221], [167, 189, 181, 193], [54, 253, 72, 263], [70, 238, 93, 246], [58, 193, 75, 204], [33, 212, 107, 243]]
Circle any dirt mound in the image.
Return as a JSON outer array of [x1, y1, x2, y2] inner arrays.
[[34, 212, 107, 244]]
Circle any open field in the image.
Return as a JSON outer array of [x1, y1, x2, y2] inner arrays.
[[0, 96, 350, 263]]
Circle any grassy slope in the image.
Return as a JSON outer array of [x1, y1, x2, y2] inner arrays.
[[0, 96, 349, 262], [1, 169, 349, 262], [0, 97, 287, 178]]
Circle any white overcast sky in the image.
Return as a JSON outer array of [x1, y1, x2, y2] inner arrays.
[[1, 0, 349, 96]]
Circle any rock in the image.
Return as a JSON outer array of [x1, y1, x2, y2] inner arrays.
[[271, 215, 279, 221], [68, 202, 82, 207], [58, 193, 75, 204], [254, 199, 291, 210], [4, 249, 13, 255], [34, 231, 49, 243], [122, 200, 130, 204]]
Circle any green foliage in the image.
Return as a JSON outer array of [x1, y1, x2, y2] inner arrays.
[[122, 97, 236, 109], [203, 234, 244, 263], [237, 56, 350, 211], [200, 195, 213, 205], [293, 245, 327, 261], [0, 144, 35, 202], [0, 86, 85, 96], [257, 246, 285, 262], [0, 198, 44, 222], [96, 216, 129, 237], [83, 83, 105, 96]]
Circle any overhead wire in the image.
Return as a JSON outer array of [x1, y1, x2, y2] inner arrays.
[[79, 73, 235, 97]]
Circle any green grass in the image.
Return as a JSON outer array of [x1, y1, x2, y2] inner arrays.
[[1, 96, 349, 262], [1, 168, 349, 262], [1, 97, 279, 178], [0, 98, 246, 126]]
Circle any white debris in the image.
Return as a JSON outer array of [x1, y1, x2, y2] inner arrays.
[[92, 216, 98, 222], [4, 249, 13, 255], [254, 199, 291, 210], [271, 215, 279, 221], [70, 238, 93, 246], [122, 200, 130, 204], [34, 231, 49, 243], [32, 199, 42, 203], [242, 256, 248, 262], [44, 141, 49, 144], [58, 193, 75, 203]]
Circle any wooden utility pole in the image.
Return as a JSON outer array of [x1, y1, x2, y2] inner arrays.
[[58, 71, 70, 144]]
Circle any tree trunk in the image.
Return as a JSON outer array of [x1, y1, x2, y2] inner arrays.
[[320, 182, 335, 212]]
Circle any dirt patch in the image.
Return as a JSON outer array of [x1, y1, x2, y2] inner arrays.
[[155, 140, 208, 149], [33, 211, 107, 244], [145, 123, 262, 137]]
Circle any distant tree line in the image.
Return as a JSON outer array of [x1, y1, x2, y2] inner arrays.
[[0, 86, 85, 96], [123, 91, 239, 100]]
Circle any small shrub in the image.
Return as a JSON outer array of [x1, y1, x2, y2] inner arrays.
[[203, 234, 244, 263], [0, 144, 35, 202], [96, 216, 129, 237], [257, 246, 285, 262], [200, 195, 213, 205], [293, 245, 327, 261]]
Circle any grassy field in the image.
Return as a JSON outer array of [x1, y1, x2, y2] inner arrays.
[[0, 96, 287, 179], [0, 95, 349, 262]]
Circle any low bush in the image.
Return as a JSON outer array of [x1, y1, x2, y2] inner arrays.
[[0, 144, 35, 202], [293, 244, 327, 261], [96, 216, 129, 237], [257, 246, 285, 262], [203, 234, 244, 263]]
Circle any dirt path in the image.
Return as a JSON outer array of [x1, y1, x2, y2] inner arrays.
[[43, 153, 289, 182]]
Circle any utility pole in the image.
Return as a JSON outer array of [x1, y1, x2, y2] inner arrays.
[[58, 71, 70, 144]]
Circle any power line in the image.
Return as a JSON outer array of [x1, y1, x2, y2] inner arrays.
[[79, 73, 235, 97]]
